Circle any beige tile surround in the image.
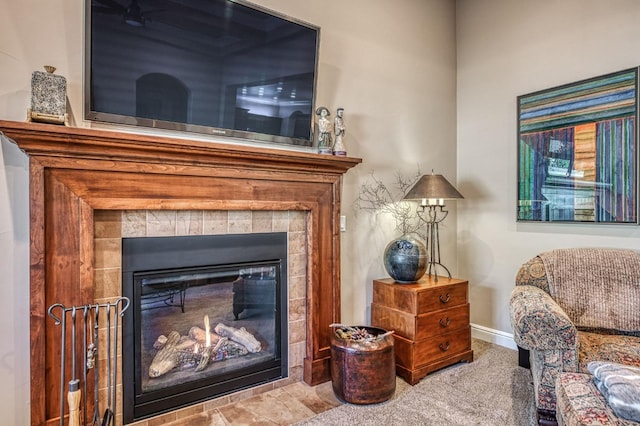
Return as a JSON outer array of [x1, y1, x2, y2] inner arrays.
[[94, 209, 308, 425]]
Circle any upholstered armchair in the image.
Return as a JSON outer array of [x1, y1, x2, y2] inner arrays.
[[509, 248, 640, 425]]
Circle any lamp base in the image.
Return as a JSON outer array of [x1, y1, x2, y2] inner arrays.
[[420, 205, 452, 282], [426, 261, 452, 282]]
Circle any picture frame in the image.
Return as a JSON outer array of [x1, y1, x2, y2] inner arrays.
[[517, 67, 638, 223]]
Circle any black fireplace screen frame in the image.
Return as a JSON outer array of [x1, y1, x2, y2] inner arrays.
[[122, 232, 289, 423]]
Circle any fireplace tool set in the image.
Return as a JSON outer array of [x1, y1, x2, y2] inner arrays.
[[47, 297, 130, 426]]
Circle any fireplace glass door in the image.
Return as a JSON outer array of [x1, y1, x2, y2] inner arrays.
[[122, 233, 288, 423]]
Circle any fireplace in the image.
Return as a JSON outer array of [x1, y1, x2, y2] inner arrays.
[[122, 233, 288, 422], [1, 120, 360, 425]]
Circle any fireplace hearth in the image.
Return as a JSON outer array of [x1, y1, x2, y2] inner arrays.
[[122, 233, 288, 422]]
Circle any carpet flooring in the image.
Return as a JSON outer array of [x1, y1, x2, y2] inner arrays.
[[296, 339, 536, 426]]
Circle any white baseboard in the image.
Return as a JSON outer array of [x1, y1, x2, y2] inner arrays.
[[471, 323, 518, 350]]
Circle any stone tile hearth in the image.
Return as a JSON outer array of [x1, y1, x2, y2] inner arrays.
[[137, 381, 341, 426]]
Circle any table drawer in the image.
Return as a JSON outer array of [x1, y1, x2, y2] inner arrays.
[[416, 304, 469, 340], [415, 284, 468, 314], [372, 277, 468, 315], [393, 327, 471, 370], [372, 303, 469, 340]]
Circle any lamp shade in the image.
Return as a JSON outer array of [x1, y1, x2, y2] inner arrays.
[[403, 174, 464, 201]]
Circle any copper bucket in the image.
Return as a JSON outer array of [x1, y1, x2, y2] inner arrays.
[[330, 326, 395, 404]]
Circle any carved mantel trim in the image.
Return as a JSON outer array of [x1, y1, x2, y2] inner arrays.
[[0, 121, 361, 425]]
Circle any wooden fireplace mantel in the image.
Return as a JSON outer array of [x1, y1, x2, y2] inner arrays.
[[0, 120, 361, 425]]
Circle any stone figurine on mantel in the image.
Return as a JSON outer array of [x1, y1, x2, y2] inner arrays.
[[27, 65, 70, 126], [316, 106, 333, 154], [333, 107, 347, 156]]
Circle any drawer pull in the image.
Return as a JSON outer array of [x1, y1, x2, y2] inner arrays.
[[439, 317, 450, 328], [439, 293, 451, 304], [439, 341, 450, 352]]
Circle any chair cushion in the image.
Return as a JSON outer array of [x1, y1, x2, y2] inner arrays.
[[578, 332, 640, 372]]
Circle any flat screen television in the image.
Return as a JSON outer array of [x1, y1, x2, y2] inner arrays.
[[84, 0, 320, 147]]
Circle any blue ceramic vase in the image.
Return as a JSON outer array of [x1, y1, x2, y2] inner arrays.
[[383, 234, 427, 283]]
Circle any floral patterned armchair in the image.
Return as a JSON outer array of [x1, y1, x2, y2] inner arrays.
[[509, 248, 640, 425]]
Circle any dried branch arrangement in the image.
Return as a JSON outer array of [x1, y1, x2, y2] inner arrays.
[[354, 169, 423, 236]]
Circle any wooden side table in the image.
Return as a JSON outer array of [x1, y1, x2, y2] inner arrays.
[[371, 276, 473, 385]]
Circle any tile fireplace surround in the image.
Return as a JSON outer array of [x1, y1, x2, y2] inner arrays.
[[0, 120, 360, 425]]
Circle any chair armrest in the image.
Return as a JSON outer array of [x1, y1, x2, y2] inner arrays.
[[510, 285, 578, 350]]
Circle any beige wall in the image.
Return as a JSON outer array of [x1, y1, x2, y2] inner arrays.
[[457, 0, 640, 344], [9, 0, 640, 422], [0, 0, 456, 423], [251, 0, 458, 327]]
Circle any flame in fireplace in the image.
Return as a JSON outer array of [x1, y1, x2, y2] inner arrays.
[[204, 315, 211, 347], [193, 315, 211, 354]]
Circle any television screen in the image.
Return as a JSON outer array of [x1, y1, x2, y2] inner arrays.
[[85, 0, 320, 147]]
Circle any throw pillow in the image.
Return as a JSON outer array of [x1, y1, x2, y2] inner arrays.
[[588, 361, 640, 422]]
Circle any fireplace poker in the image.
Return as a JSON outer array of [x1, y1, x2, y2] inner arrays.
[[68, 307, 81, 426], [102, 302, 114, 426], [91, 304, 101, 426], [47, 303, 66, 426], [82, 305, 89, 426], [111, 297, 129, 423]]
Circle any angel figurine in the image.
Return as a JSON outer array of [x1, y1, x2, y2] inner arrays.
[[316, 106, 333, 154], [333, 107, 346, 156]]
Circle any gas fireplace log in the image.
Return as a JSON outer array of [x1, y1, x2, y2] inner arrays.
[[188, 326, 223, 346], [214, 323, 261, 353], [148, 326, 253, 378], [149, 331, 182, 378]]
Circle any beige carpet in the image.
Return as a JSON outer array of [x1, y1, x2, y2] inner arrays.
[[296, 340, 536, 426]]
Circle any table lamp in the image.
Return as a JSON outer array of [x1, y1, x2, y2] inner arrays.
[[403, 171, 463, 281]]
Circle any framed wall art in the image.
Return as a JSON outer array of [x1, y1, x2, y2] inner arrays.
[[517, 67, 638, 223]]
